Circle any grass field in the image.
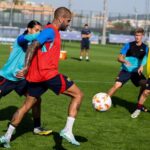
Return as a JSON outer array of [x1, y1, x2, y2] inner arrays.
[[0, 42, 150, 150]]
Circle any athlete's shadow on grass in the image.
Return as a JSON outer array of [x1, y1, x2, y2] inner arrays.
[[52, 132, 88, 150], [112, 96, 137, 113], [70, 57, 81, 61], [0, 106, 33, 140]]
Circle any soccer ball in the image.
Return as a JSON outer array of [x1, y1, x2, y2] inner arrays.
[[92, 92, 112, 111]]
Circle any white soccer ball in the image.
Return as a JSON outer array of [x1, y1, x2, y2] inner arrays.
[[92, 92, 112, 111]]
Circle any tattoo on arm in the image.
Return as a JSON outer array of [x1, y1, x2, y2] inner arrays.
[[25, 40, 41, 69]]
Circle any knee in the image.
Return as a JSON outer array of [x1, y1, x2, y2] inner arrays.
[[143, 90, 150, 97], [80, 90, 84, 100], [75, 90, 84, 101], [114, 82, 122, 89]]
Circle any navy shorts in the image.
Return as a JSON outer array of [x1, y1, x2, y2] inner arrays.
[[0, 76, 27, 98], [145, 78, 150, 90], [81, 40, 90, 50], [116, 70, 146, 87], [28, 74, 74, 97]]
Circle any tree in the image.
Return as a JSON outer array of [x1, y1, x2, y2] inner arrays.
[[113, 21, 132, 30], [13, 0, 24, 5]]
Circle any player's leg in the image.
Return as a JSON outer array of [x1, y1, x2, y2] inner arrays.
[[55, 75, 83, 145], [85, 49, 89, 61], [131, 89, 150, 118], [107, 81, 122, 97], [15, 80, 52, 136], [60, 83, 83, 146], [0, 96, 37, 148], [131, 78, 150, 118], [85, 41, 90, 61], [107, 70, 130, 97], [63, 83, 83, 117], [46, 74, 83, 145], [79, 41, 85, 60], [130, 72, 147, 102], [130, 72, 147, 118], [32, 97, 52, 135]]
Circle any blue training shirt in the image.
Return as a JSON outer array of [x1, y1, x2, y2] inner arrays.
[[120, 42, 149, 72], [36, 28, 55, 52], [0, 32, 40, 81]]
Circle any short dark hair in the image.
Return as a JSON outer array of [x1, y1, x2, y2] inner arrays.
[[135, 28, 144, 34], [54, 7, 71, 19], [84, 24, 88, 26]]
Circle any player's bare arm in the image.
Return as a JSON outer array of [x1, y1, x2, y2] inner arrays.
[[138, 66, 144, 75], [117, 54, 130, 66], [25, 40, 41, 69], [16, 40, 41, 78]]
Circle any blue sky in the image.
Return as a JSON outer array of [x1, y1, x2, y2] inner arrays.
[[31, 0, 148, 14]]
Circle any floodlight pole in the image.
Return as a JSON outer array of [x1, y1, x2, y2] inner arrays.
[[145, 0, 149, 37], [134, 8, 138, 28], [101, 0, 108, 45], [9, 0, 14, 26], [68, 0, 72, 10]]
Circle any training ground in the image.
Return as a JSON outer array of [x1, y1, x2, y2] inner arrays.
[[0, 42, 150, 150]]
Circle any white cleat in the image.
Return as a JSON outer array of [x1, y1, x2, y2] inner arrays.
[[60, 130, 80, 146], [0, 136, 10, 148], [131, 109, 141, 118]]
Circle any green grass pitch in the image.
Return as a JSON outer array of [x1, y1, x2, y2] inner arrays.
[[0, 42, 150, 150]]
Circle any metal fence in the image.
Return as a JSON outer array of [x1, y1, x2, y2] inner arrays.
[[0, 6, 149, 33]]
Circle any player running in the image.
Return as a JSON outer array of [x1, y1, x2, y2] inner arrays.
[[0, 7, 83, 148], [107, 28, 149, 110], [0, 20, 52, 148]]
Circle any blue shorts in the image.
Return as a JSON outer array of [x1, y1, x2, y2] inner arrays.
[[0, 76, 27, 98], [81, 39, 90, 50], [27, 74, 74, 97], [116, 70, 146, 87]]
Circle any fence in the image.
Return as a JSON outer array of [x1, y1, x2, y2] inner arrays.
[[0, 4, 149, 31]]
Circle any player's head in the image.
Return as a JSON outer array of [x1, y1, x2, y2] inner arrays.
[[53, 7, 72, 31], [134, 28, 144, 43], [84, 24, 88, 29], [24, 20, 42, 34]]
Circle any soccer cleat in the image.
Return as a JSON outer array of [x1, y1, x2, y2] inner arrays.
[[0, 136, 10, 148], [60, 130, 80, 146], [33, 127, 52, 136], [131, 109, 141, 118], [141, 106, 148, 112]]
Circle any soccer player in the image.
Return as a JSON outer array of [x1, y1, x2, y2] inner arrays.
[[0, 7, 83, 148], [0, 20, 52, 148], [107, 28, 148, 109], [79, 24, 91, 61]]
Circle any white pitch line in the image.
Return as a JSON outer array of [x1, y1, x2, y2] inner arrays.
[[74, 80, 114, 84], [74, 80, 131, 85]]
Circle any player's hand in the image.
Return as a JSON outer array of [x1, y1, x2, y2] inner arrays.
[[16, 67, 28, 78], [124, 61, 131, 66], [138, 66, 143, 75]]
